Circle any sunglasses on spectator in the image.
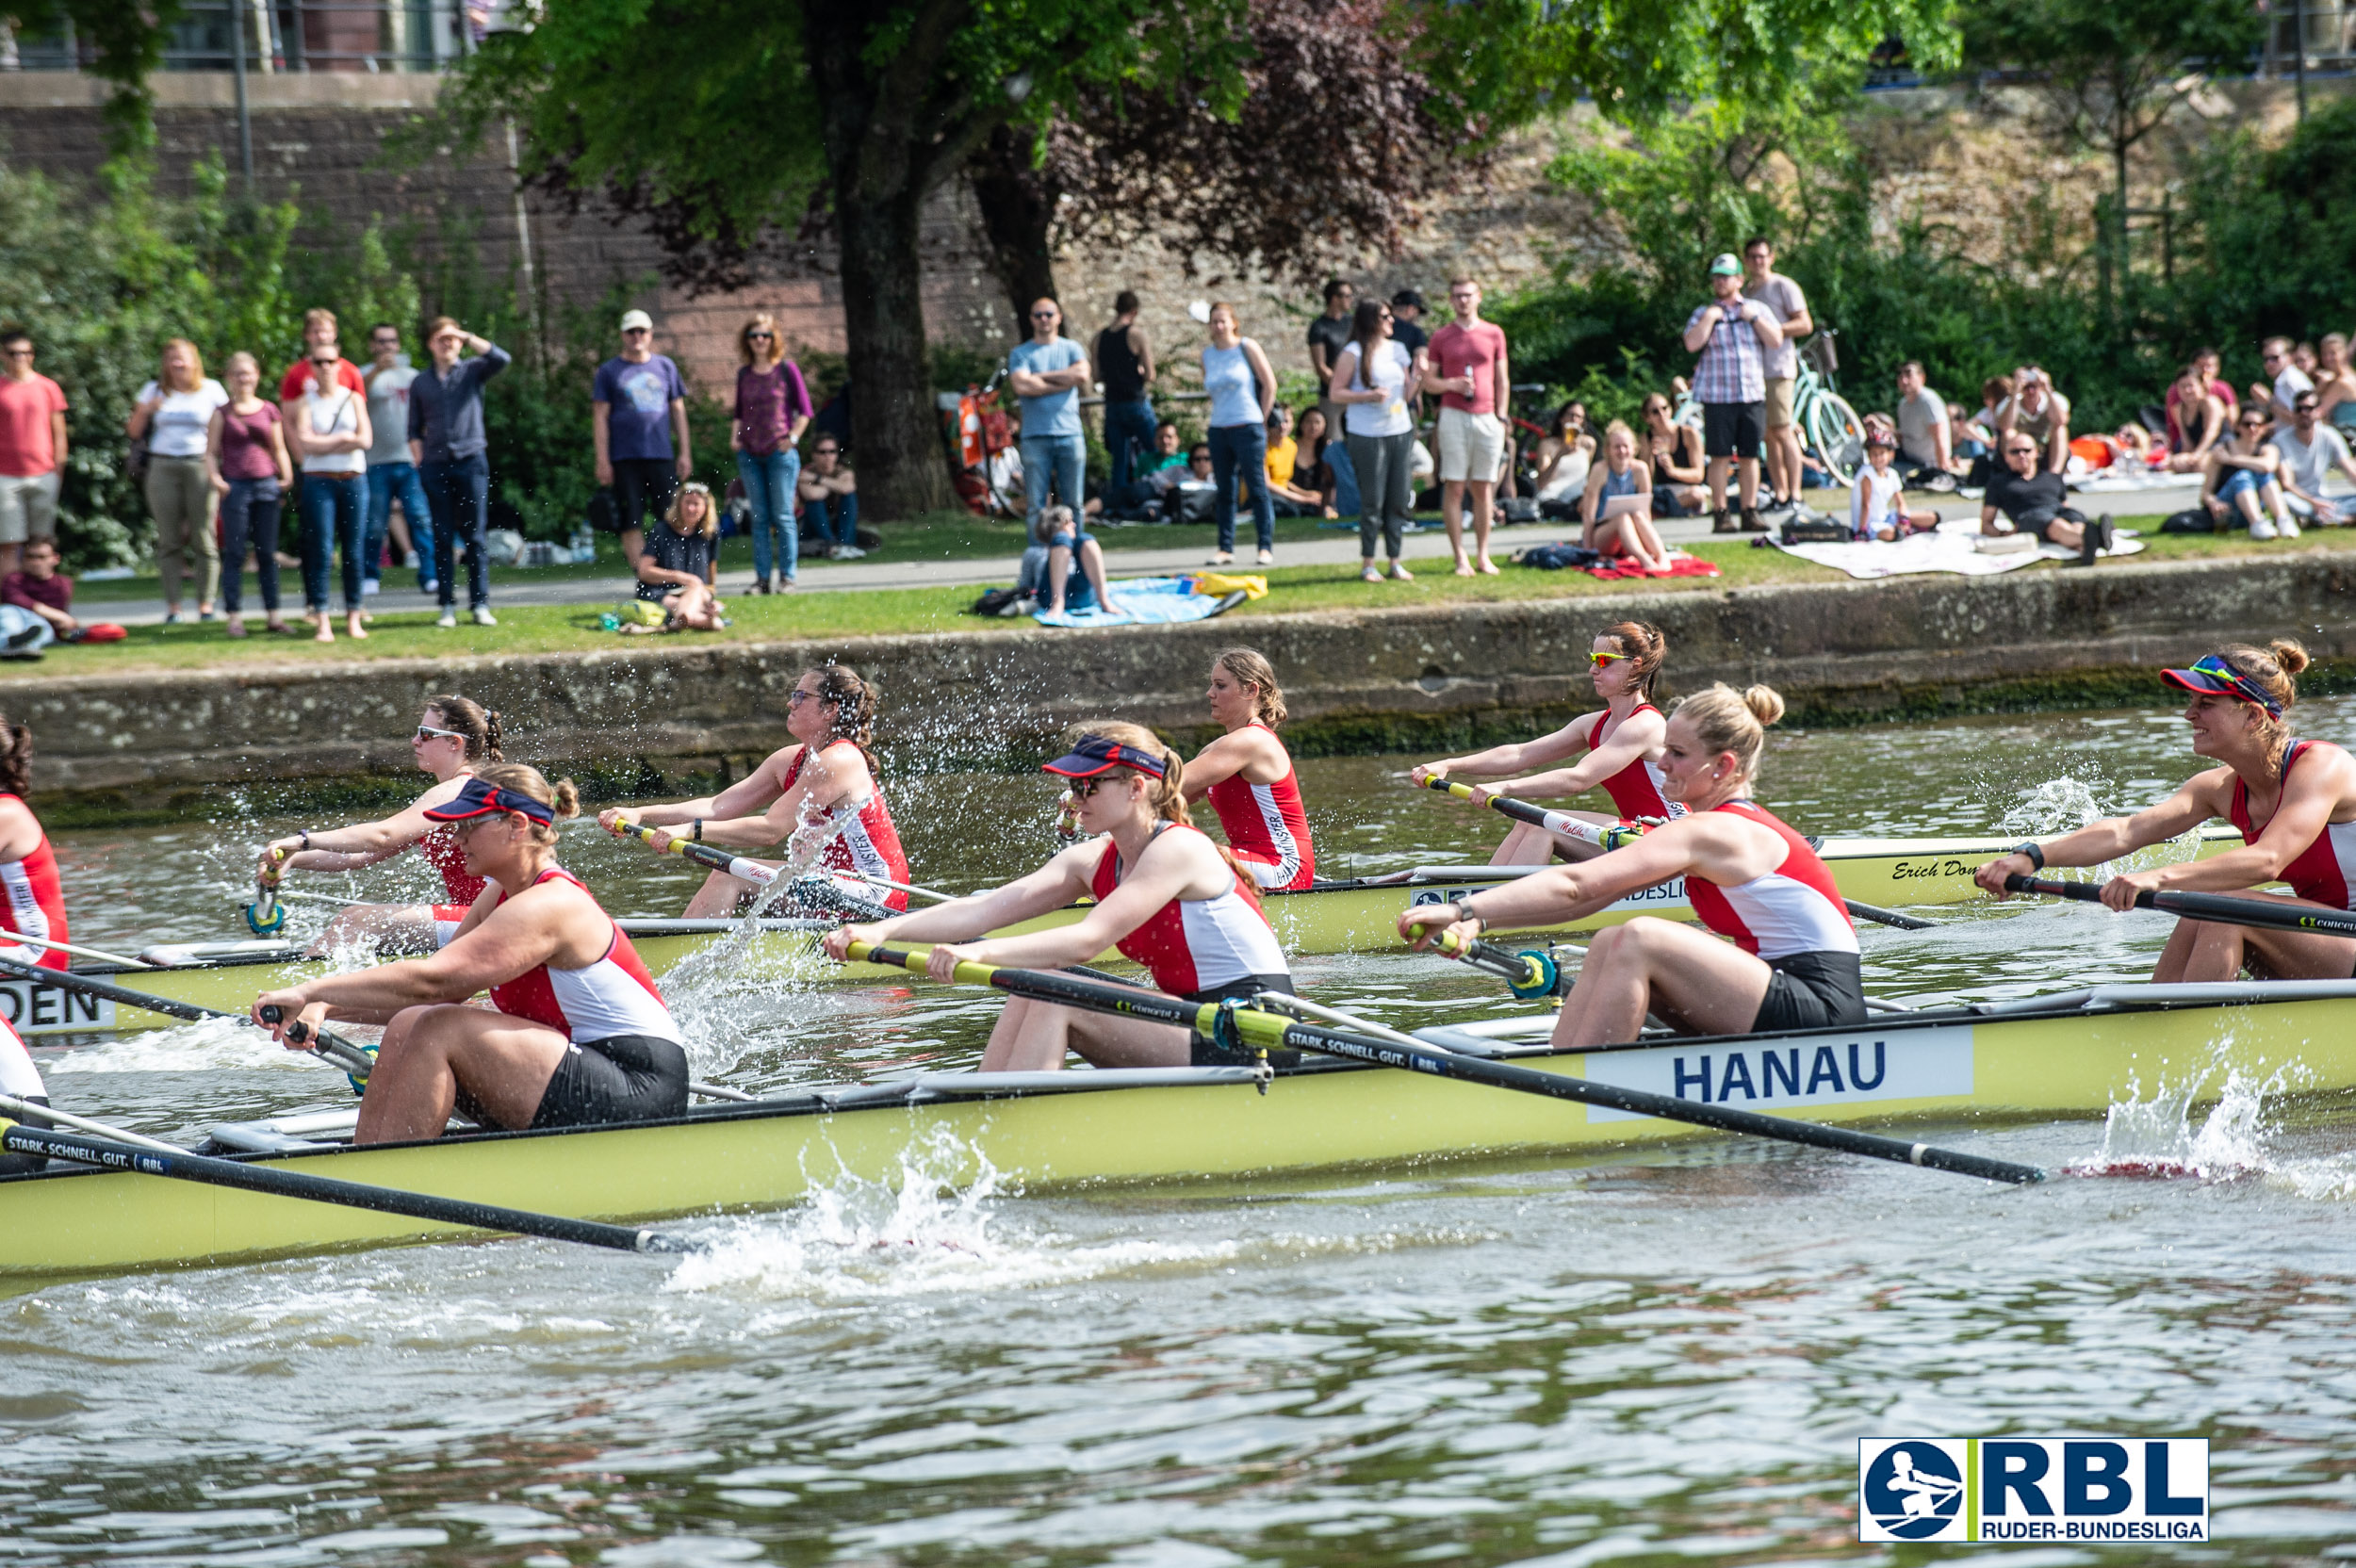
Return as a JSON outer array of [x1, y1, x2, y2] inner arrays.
[[1031, 310, 1057, 319], [814, 444, 840, 455], [2005, 445, 2037, 455], [745, 330, 772, 340], [3, 348, 32, 357], [2239, 416, 2266, 428]]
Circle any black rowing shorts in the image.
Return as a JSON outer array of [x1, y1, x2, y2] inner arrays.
[[531, 1035, 691, 1130], [1748, 951, 1868, 1035], [1187, 972, 1302, 1069]]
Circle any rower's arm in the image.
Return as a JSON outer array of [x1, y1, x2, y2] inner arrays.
[[2143, 750, 2356, 892], [1493, 713, 1662, 801], [270, 788, 460, 872], [1411, 822, 1704, 938], [277, 895, 564, 1020], [1415, 719, 1592, 784], [839, 856, 1087, 951], [697, 747, 863, 851], [0, 795, 43, 862], [958, 833, 1206, 972], [1974, 775, 2224, 897], [1180, 728, 1279, 800]]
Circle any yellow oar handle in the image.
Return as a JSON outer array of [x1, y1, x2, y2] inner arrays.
[[614, 819, 680, 854], [842, 939, 1271, 1047]]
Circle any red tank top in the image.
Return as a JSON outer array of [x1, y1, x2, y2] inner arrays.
[[780, 741, 911, 910], [1585, 705, 1682, 822], [0, 793, 68, 972], [483, 867, 681, 1043], [1088, 825, 1290, 995], [1682, 800, 1857, 960], [2230, 740, 2356, 910], [1203, 724, 1317, 891]]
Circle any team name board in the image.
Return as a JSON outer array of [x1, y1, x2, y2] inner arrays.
[[1408, 877, 1691, 916], [1858, 1438, 2209, 1544], [0, 977, 112, 1034], [1577, 1024, 1972, 1122]]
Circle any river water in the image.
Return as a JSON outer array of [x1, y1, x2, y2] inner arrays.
[[8, 700, 2356, 1565]]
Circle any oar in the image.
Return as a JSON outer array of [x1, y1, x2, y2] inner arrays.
[[838, 870, 959, 906], [0, 1089, 188, 1156], [609, 821, 897, 922], [1429, 927, 1564, 999], [0, 1114, 698, 1256], [247, 853, 288, 936], [0, 930, 155, 968], [0, 952, 378, 1077], [843, 940, 2045, 1184], [2004, 874, 2356, 938], [1420, 776, 1935, 930]]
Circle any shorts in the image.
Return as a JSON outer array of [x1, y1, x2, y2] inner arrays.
[[1187, 972, 1302, 1068], [1747, 951, 1868, 1035], [1045, 528, 1094, 551], [609, 458, 677, 533], [1762, 377, 1796, 431], [1436, 407, 1506, 484], [529, 1034, 691, 1130], [2006, 505, 2084, 542], [0, 471, 59, 546], [1702, 402, 1764, 461]]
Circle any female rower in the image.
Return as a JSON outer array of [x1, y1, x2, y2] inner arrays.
[[254, 765, 686, 1144], [598, 662, 909, 916], [0, 1012, 46, 1174], [1182, 647, 1317, 891], [0, 713, 72, 972], [823, 723, 1294, 1072], [1412, 620, 1680, 863], [1402, 683, 1864, 1044], [1973, 640, 2356, 982], [257, 695, 501, 953]]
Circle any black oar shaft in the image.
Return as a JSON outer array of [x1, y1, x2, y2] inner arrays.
[[0, 1121, 696, 1254], [0, 953, 376, 1077], [2004, 874, 2356, 938]]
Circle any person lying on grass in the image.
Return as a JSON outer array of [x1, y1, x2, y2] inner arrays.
[[626, 481, 726, 635]]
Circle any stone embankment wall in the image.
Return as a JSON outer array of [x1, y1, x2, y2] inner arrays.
[[14, 554, 2355, 820]]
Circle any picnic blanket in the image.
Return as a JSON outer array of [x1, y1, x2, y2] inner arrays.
[[2069, 466, 2193, 495], [1587, 553, 1721, 581], [1032, 575, 1259, 629], [1769, 520, 2144, 580]]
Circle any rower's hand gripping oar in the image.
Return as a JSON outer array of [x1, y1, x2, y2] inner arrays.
[[1421, 776, 1935, 931], [2004, 874, 2356, 938], [609, 820, 897, 922], [841, 940, 2045, 1184]]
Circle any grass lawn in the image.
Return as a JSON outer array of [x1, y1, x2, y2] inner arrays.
[[9, 515, 2333, 680]]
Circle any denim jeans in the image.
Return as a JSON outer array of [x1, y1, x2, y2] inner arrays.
[[220, 477, 283, 615], [737, 448, 801, 584], [421, 452, 491, 611], [2216, 466, 2271, 507], [1209, 421, 1274, 553], [367, 461, 434, 591], [1021, 433, 1087, 531], [802, 492, 859, 547], [1324, 436, 1363, 520], [1102, 398, 1157, 497], [299, 473, 367, 612]]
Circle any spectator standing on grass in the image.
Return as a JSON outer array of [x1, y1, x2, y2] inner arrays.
[[1201, 302, 1279, 567], [1682, 253, 1781, 533], [1982, 431, 2110, 562], [1740, 237, 1812, 513], [129, 338, 230, 625], [797, 437, 858, 559], [1998, 366, 2071, 474], [289, 332, 373, 644], [1894, 361, 1962, 485], [2202, 406, 2296, 537], [1006, 297, 1091, 538], [278, 308, 368, 412], [0, 327, 67, 583], [205, 351, 294, 639], [2258, 337, 2315, 425], [363, 324, 434, 598], [1094, 291, 1157, 499], [2165, 363, 2227, 473], [1428, 277, 1510, 577], [2274, 391, 2356, 526], [1305, 279, 1363, 520], [593, 309, 692, 570], [1389, 288, 1431, 359], [1331, 298, 1422, 583], [733, 313, 814, 591], [408, 316, 509, 629]]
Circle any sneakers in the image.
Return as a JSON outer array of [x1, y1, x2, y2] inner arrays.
[[436, 610, 458, 629], [5, 621, 44, 651], [831, 544, 866, 561], [361, 578, 381, 597], [471, 606, 498, 627], [2250, 517, 2279, 541], [2280, 514, 2301, 539], [2078, 513, 2115, 565], [1255, 547, 1275, 565]]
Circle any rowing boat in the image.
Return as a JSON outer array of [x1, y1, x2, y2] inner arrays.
[[2, 972, 2338, 1278], [0, 826, 2241, 1035]]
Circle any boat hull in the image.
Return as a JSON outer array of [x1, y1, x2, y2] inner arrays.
[[2, 981, 2343, 1279]]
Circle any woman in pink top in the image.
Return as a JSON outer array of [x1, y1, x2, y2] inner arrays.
[[732, 313, 814, 593], [205, 351, 296, 638]]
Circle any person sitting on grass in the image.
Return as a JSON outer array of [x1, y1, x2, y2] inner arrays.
[[1639, 395, 1707, 517], [2165, 362, 2228, 473], [1266, 405, 1327, 518], [1850, 431, 1940, 541], [2201, 407, 2297, 539], [1035, 502, 1121, 618], [796, 436, 860, 562], [1088, 419, 1189, 520], [1579, 421, 1671, 574], [1981, 431, 2113, 564], [625, 482, 727, 635], [2271, 391, 2356, 527], [1, 539, 110, 645]]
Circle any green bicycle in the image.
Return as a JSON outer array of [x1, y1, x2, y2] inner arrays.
[[1674, 327, 1868, 486]]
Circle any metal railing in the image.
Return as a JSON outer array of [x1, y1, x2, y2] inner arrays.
[[2, 1, 488, 75]]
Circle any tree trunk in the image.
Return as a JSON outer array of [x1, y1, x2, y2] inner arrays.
[[836, 178, 958, 520], [969, 124, 1063, 339]]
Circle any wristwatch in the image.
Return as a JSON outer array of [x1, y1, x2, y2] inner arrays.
[[2009, 841, 2044, 870], [692, 819, 704, 842]]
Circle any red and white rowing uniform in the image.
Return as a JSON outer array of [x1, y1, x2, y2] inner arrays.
[[2230, 739, 2356, 909], [420, 814, 489, 944], [483, 868, 683, 1044], [0, 793, 69, 972], [782, 741, 911, 911], [0, 1014, 40, 1100], [1585, 705, 1684, 823], [1682, 800, 1857, 959], [1089, 825, 1291, 996], [1204, 724, 1317, 891]]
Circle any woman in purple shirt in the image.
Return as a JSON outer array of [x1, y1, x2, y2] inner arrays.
[[205, 351, 296, 639], [732, 314, 813, 593]]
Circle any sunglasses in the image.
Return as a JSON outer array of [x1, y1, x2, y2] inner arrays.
[[787, 689, 833, 707], [1588, 650, 1631, 666], [1066, 776, 1121, 799], [745, 330, 772, 340], [415, 724, 464, 743], [1031, 310, 1058, 319]]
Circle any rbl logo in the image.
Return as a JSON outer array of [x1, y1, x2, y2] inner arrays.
[[1858, 1438, 2209, 1543]]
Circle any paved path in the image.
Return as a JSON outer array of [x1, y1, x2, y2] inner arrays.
[[77, 480, 2213, 627]]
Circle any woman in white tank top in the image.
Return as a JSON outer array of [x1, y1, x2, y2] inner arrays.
[[290, 355, 373, 644]]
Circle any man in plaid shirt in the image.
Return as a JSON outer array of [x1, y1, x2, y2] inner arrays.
[[1681, 253, 1784, 532]]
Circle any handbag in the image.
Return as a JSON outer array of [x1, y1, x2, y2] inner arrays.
[[1499, 497, 1540, 524]]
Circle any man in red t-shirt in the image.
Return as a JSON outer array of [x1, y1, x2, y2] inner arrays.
[[0, 326, 69, 580], [277, 305, 368, 409], [1426, 278, 1511, 576]]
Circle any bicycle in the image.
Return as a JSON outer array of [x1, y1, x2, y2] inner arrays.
[[1670, 326, 1868, 487]]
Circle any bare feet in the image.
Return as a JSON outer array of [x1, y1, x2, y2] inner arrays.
[[346, 612, 368, 640], [314, 619, 335, 643], [1453, 555, 1475, 578], [224, 616, 246, 639], [1476, 556, 1500, 576]]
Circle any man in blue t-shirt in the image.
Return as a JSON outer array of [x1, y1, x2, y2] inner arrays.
[[1006, 297, 1092, 534], [592, 308, 693, 565]]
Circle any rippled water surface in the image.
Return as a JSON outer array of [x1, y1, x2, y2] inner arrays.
[[10, 698, 2356, 1565]]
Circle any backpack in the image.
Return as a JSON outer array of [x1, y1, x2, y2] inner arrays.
[[1514, 542, 1604, 570], [2159, 507, 2216, 534], [1781, 514, 1848, 544]]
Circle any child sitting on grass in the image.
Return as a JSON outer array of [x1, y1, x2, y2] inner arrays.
[[1850, 431, 1940, 541], [625, 482, 727, 635]]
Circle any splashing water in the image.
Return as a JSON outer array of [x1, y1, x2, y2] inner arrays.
[[2070, 1053, 2356, 1197], [42, 1013, 314, 1075], [1997, 776, 2106, 839]]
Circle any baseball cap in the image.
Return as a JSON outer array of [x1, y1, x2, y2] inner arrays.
[[618, 308, 654, 333], [1391, 287, 1425, 311], [1041, 733, 1168, 780], [1709, 253, 1742, 277], [421, 776, 557, 825]]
